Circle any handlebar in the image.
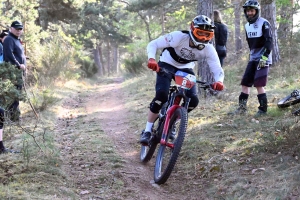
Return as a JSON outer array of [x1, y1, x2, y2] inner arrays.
[[158, 67, 211, 90]]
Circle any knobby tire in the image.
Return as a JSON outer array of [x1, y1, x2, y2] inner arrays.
[[154, 107, 188, 184], [140, 140, 158, 163], [140, 117, 162, 163]]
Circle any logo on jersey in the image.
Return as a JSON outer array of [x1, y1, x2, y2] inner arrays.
[[254, 23, 258, 29], [180, 48, 195, 60], [264, 22, 270, 29], [248, 32, 258, 37], [165, 34, 174, 43]]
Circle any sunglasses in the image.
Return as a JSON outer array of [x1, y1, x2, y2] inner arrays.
[[14, 28, 23, 31]]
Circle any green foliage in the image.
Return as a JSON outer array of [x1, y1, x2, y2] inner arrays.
[[126, 0, 162, 11], [123, 54, 147, 75], [34, 36, 79, 86], [78, 56, 98, 77], [0, 62, 25, 109], [36, 0, 81, 30], [168, 6, 187, 20], [78, 0, 132, 46], [276, 0, 294, 6], [30, 88, 59, 111]]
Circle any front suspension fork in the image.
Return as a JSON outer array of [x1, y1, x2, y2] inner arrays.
[[160, 105, 180, 148]]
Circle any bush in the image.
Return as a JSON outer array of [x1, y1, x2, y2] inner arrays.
[[0, 62, 26, 109], [78, 57, 98, 78], [34, 37, 80, 86], [123, 54, 147, 75], [30, 88, 59, 111]]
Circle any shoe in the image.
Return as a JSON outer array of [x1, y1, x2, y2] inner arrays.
[[228, 106, 247, 115], [254, 110, 267, 118], [140, 131, 151, 145], [0, 148, 20, 154]]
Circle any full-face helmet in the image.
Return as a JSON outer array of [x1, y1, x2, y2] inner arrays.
[[243, 0, 260, 23], [189, 15, 215, 50]]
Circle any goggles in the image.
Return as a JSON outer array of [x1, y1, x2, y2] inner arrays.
[[192, 28, 214, 42]]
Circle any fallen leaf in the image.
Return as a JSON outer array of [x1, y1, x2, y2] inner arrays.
[[80, 190, 89, 195], [251, 168, 265, 174]]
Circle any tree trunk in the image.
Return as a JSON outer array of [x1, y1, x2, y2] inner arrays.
[[161, 2, 166, 35], [112, 44, 119, 74], [277, 1, 293, 42], [106, 41, 111, 76], [98, 43, 105, 76], [234, 0, 243, 53], [277, 0, 294, 62], [137, 12, 152, 41], [93, 45, 103, 76], [197, 0, 214, 96], [261, 0, 280, 65]]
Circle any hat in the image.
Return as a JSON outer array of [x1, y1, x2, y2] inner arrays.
[[0, 30, 8, 38], [11, 20, 23, 29]]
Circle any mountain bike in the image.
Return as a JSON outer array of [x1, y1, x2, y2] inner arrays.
[[277, 89, 300, 115], [140, 68, 211, 184]]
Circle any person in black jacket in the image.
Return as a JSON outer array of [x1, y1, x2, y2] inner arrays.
[[0, 21, 25, 154], [4, 21, 26, 70], [214, 10, 228, 67]]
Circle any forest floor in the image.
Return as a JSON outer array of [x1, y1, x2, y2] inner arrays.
[[1, 74, 300, 200], [55, 77, 200, 200]]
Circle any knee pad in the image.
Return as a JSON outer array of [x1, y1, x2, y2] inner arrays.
[[150, 90, 168, 113]]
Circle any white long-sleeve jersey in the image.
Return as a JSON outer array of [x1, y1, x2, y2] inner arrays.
[[147, 31, 224, 82]]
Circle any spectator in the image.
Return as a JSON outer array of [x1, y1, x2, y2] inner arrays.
[[0, 30, 8, 64], [214, 10, 228, 67], [228, 0, 272, 117], [0, 21, 26, 154], [4, 21, 26, 69]]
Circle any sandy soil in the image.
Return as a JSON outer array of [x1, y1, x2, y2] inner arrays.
[[58, 78, 193, 200]]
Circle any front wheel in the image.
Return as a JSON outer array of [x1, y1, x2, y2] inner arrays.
[[154, 107, 188, 184], [278, 90, 300, 108]]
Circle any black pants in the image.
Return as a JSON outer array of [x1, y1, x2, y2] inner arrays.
[[151, 61, 199, 113]]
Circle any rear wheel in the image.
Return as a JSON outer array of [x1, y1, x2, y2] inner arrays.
[[140, 137, 158, 163], [154, 107, 188, 184], [278, 90, 300, 108], [140, 117, 163, 163]]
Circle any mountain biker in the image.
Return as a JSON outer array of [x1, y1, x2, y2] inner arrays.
[[140, 15, 225, 144], [228, 0, 272, 117]]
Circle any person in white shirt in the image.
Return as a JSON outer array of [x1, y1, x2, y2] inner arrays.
[[140, 15, 225, 144]]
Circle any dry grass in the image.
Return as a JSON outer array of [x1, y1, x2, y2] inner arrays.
[[0, 78, 126, 199], [1, 57, 300, 199], [123, 60, 300, 199]]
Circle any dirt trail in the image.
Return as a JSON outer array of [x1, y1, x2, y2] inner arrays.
[[59, 78, 187, 200]]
